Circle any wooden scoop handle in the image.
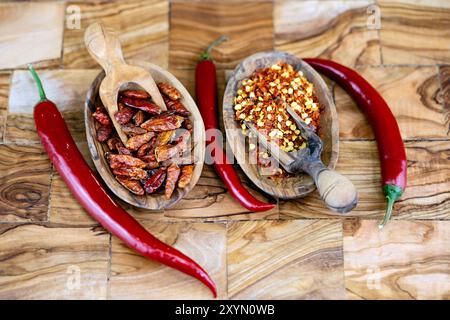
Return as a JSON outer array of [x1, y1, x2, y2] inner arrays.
[[304, 161, 358, 213], [84, 23, 125, 73]]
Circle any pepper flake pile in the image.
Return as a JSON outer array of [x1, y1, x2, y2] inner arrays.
[[234, 62, 321, 153]]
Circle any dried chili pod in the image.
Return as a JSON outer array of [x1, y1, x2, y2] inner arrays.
[[115, 107, 135, 125], [163, 96, 190, 117], [133, 110, 146, 126], [112, 167, 147, 180], [92, 108, 111, 126], [155, 130, 174, 147], [141, 114, 184, 132], [121, 123, 147, 136], [126, 132, 154, 151], [97, 125, 113, 142], [178, 165, 194, 188], [158, 83, 181, 100], [162, 154, 196, 167], [165, 164, 181, 199], [109, 154, 147, 169], [137, 141, 153, 158], [144, 168, 167, 194], [117, 146, 133, 156], [121, 97, 161, 115], [122, 90, 150, 100], [116, 176, 145, 195], [107, 136, 124, 151]]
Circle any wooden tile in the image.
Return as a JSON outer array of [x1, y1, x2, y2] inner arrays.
[[0, 2, 64, 70], [344, 220, 450, 299], [280, 140, 450, 220], [170, 1, 274, 69], [0, 224, 109, 300], [334, 66, 445, 140], [163, 165, 278, 220], [49, 142, 97, 227], [228, 220, 345, 299], [274, 0, 381, 67], [0, 72, 11, 142], [5, 69, 99, 143], [0, 144, 52, 223], [110, 221, 227, 299], [379, 1, 450, 65], [63, 0, 169, 69]]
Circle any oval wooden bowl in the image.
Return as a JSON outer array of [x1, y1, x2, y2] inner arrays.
[[85, 60, 205, 210], [223, 51, 339, 199]]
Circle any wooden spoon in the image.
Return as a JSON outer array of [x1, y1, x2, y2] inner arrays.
[[84, 23, 166, 144]]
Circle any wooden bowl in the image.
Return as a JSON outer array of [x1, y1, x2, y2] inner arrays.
[[223, 51, 339, 199], [85, 60, 205, 210]]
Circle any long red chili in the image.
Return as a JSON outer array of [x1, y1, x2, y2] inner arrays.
[[195, 38, 275, 212], [304, 58, 407, 228], [28, 65, 216, 297]]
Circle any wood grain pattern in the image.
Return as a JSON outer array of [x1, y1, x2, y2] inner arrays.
[[0, 145, 52, 223], [110, 221, 227, 299], [280, 140, 450, 220], [439, 66, 450, 121], [344, 220, 450, 299], [49, 142, 97, 227], [63, 0, 169, 69], [228, 220, 345, 299], [0, 224, 109, 300], [0, 72, 11, 142], [335, 66, 445, 140], [274, 0, 381, 67], [0, 2, 64, 70], [379, 1, 450, 65], [169, 1, 274, 69], [6, 69, 99, 143]]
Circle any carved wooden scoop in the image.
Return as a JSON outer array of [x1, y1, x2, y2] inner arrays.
[[84, 23, 167, 144], [245, 105, 358, 213]]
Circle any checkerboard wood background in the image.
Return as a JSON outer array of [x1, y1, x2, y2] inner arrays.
[[0, 0, 449, 299]]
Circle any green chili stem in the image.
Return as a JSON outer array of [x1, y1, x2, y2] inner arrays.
[[28, 64, 47, 102], [379, 184, 403, 229], [199, 36, 229, 60]]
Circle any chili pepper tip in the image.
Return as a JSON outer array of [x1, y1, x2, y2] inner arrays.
[[199, 36, 229, 61], [28, 64, 47, 102], [379, 184, 403, 229]]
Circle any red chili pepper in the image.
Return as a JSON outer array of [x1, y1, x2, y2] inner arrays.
[[28, 65, 216, 297], [195, 38, 275, 212], [304, 58, 407, 228]]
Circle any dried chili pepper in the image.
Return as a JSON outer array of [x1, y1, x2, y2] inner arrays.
[[163, 96, 191, 117], [121, 97, 161, 115], [109, 154, 147, 169], [155, 130, 174, 147], [92, 107, 111, 126], [304, 58, 407, 228], [144, 168, 167, 194], [112, 167, 147, 180], [121, 123, 147, 136], [116, 176, 145, 195], [165, 164, 181, 199], [133, 110, 146, 126], [141, 114, 184, 132], [195, 37, 275, 212], [178, 164, 194, 189], [29, 65, 216, 297], [125, 132, 154, 151], [115, 107, 135, 125], [96, 124, 112, 142], [158, 83, 181, 101], [121, 90, 150, 100], [117, 146, 133, 156]]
